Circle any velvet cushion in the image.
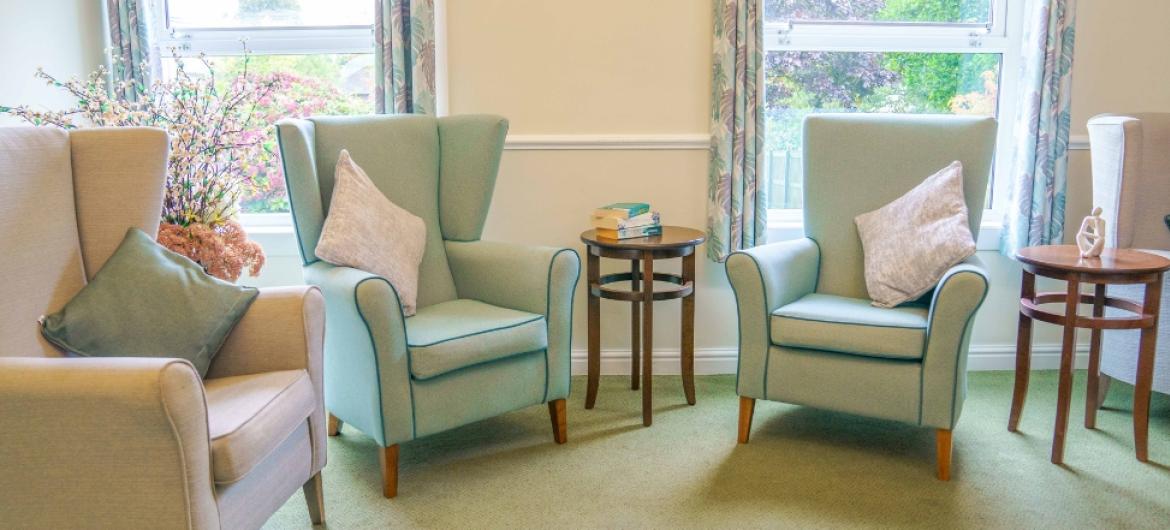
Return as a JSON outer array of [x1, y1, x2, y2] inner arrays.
[[854, 161, 976, 308], [315, 150, 427, 315], [39, 228, 258, 377]]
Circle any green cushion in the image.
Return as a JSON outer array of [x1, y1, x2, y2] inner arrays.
[[406, 299, 546, 380], [40, 228, 258, 377], [771, 293, 928, 360]]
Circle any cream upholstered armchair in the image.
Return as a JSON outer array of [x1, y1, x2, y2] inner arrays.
[[727, 114, 997, 481], [1088, 113, 1170, 400], [0, 127, 327, 530]]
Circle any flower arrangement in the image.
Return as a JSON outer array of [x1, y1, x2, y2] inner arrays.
[[1, 55, 272, 282]]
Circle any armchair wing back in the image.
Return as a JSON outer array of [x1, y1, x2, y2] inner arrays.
[[0, 127, 168, 359], [1088, 113, 1170, 250], [1088, 113, 1170, 397], [803, 114, 997, 299], [276, 114, 579, 499]]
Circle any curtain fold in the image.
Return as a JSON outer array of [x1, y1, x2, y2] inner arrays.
[[707, 0, 767, 262], [105, 0, 158, 100], [1000, 0, 1078, 256], [375, 0, 436, 115]]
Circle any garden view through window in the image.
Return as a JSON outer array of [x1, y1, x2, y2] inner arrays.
[[764, 0, 1005, 210], [166, 0, 1011, 216], [162, 0, 375, 214]]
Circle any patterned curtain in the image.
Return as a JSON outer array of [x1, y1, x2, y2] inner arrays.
[[707, 0, 767, 262], [375, 0, 436, 114], [105, 0, 158, 101], [1000, 0, 1078, 256]]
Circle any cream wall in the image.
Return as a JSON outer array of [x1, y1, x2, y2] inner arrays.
[[0, 0, 105, 125], [442, 0, 1170, 373], [5, 0, 1169, 373]]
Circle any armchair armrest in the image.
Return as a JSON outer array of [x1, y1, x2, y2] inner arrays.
[[208, 285, 327, 473], [0, 357, 218, 529], [444, 240, 581, 401], [302, 261, 414, 446], [725, 238, 820, 399], [920, 254, 990, 429]]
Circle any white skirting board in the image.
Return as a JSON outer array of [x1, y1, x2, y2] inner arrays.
[[568, 343, 1090, 376]]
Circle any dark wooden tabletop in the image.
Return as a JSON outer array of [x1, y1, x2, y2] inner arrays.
[[1017, 245, 1170, 274], [580, 226, 707, 251]]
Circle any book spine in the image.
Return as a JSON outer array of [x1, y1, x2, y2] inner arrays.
[[598, 225, 663, 239]]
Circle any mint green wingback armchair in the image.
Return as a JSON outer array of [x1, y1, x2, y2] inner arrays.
[[727, 114, 997, 480], [276, 114, 580, 498]]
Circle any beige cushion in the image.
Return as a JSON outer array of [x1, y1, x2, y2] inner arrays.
[[854, 161, 976, 308], [205, 369, 315, 484], [315, 150, 427, 315]]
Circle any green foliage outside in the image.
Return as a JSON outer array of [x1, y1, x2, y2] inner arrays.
[[765, 0, 1000, 208], [208, 54, 373, 212]]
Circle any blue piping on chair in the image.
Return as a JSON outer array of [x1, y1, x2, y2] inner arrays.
[[353, 275, 416, 444], [916, 270, 989, 427], [407, 316, 544, 348], [542, 248, 580, 403]]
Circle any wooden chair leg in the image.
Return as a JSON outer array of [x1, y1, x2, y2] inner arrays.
[[548, 398, 568, 444], [327, 413, 343, 436], [936, 429, 953, 481], [302, 472, 325, 524], [1096, 374, 1112, 410], [737, 397, 756, 444], [379, 445, 399, 499]]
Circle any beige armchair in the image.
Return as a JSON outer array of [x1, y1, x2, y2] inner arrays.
[[0, 127, 327, 529], [1088, 113, 1170, 400]]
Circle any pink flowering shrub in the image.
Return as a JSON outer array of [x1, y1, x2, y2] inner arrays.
[[240, 70, 370, 212], [158, 221, 265, 282]]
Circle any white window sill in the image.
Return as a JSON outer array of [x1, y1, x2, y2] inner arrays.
[[240, 212, 1006, 254], [767, 210, 1004, 251]]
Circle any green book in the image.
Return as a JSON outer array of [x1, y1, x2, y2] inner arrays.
[[592, 202, 650, 220]]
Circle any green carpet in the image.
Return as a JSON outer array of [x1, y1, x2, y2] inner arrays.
[[265, 371, 1170, 529]]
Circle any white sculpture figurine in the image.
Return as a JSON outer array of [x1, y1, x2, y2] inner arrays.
[[1076, 207, 1106, 258]]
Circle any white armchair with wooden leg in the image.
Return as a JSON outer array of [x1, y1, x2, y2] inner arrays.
[[1088, 113, 1170, 406]]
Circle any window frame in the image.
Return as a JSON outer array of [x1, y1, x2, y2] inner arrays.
[[762, 0, 1023, 239], [152, 0, 374, 57]]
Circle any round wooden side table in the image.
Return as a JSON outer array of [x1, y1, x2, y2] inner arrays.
[[579, 226, 706, 427], [1010, 245, 1170, 464]]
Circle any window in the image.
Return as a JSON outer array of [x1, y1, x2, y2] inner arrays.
[[154, 0, 376, 214], [763, 0, 1021, 216]]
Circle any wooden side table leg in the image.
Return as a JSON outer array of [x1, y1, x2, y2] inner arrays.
[[585, 250, 601, 409], [1085, 283, 1106, 429], [1009, 271, 1036, 432], [681, 252, 696, 406], [642, 250, 654, 427], [631, 259, 641, 391], [1051, 274, 1081, 465], [1134, 274, 1163, 462]]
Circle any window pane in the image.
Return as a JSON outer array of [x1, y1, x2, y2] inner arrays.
[[167, 0, 373, 29], [765, 51, 1000, 209], [765, 0, 992, 25], [162, 54, 375, 213]]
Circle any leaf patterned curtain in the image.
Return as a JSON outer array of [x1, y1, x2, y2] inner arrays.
[[707, 0, 767, 262], [105, 0, 159, 101], [375, 0, 436, 115], [1000, 0, 1078, 256]]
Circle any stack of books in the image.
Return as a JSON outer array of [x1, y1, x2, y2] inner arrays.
[[590, 202, 662, 239]]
